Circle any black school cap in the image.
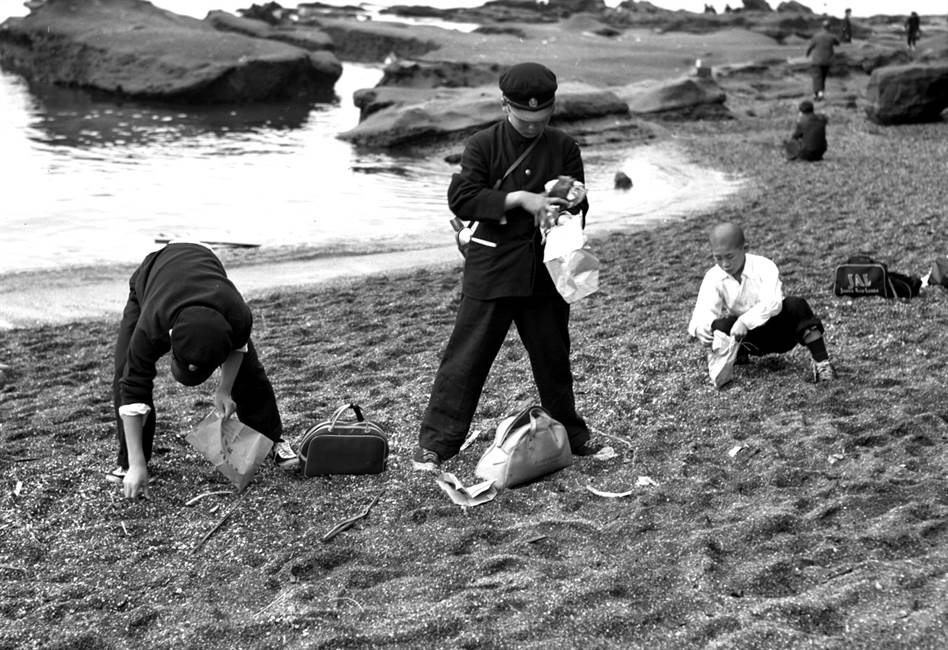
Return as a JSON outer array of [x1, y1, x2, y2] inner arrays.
[[499, 62, 557, 111]]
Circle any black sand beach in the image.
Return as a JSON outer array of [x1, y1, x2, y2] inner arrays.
[[2, 7, 948, 649]]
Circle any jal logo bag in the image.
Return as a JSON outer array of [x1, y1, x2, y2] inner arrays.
[[833, 255, 921, 299], [833, 255, 891, 297], [299, 404, 388, 477], [475, 405, 572, 490]]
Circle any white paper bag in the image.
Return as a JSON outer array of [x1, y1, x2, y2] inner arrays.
[[543, 215, 600, 304], [707, 331, 740, 389], [186, 411, 273, 490]]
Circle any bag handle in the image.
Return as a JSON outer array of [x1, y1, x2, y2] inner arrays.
[[329, 403, 364, 430], [496, 404, 547, 446]]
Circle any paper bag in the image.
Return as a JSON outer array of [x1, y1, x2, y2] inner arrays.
[[434, 472, 497, 507], [707, 331, 741, 389], [543, 215, 600, 304], [185, 411, 273, 490]]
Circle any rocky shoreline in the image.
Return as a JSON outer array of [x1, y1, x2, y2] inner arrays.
[[2, 0, 946, 149]]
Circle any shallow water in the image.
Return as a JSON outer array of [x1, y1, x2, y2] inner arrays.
[[0, 0, 750, 276]]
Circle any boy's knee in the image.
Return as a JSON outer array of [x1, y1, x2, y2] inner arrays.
[[782, 296, 813, 317]]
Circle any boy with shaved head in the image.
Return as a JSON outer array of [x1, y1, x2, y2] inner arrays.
[[688, 223, 837, 383]]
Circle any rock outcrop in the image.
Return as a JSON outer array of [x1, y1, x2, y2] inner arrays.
[[377, 60, 503, 89], [776, 1, 812, 12], [0, 0, 342, 103], [340, 83, 629, 148], [619, 77, 730, 119], [309, 18, 441, 63], [865, 63, 948, 125], [205, 10, 335, 52]]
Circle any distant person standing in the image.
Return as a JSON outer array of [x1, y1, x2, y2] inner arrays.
[[840, 8, 853, 43], [783, 100, 828, 162], [805, 20, 840, 101], [905, 12, 921, 51]]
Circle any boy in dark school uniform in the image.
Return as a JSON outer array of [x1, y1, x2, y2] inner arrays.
[[413, 62, 599, 470], [110, 242, 297, 499]]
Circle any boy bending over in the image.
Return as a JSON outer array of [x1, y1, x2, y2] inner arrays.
[[688, 223, 837, 382]]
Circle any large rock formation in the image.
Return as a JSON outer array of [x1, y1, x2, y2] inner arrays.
[[0, 0, 342, 103], [619, 77, 730, 119], [308, 18, 441, 63], [865, 63, 948, 125], [776, 1, 813, 12], [205, 10, 335, 52], [339, 83, 629, 147], [377, 60, 503, 89]]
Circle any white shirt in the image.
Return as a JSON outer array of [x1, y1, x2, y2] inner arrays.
[[687, 253, 784, 338]]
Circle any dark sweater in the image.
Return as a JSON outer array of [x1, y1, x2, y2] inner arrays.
[[119, 244, 252, 405], [791, 113, 828, 160]]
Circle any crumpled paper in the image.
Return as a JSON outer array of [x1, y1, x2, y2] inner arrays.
[[707, 330, 740, 389], [185, 410, 273, 491], [434, 472, 497, 507]]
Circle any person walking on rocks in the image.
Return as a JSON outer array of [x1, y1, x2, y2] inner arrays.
[[783, 100, 828, 162], [805, 20, 840, 101], [840, 8, 853, 43], [905, 12, 921, 51], [110, 242, 298, 499], [413, 62, 599, 471]]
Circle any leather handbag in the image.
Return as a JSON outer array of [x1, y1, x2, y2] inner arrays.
[[475, 405, 572, 490], [299, 404, 388, 477]]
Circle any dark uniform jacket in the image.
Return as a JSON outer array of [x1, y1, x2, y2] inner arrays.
[[791, 112, 828, 159], [806, 30, 840, 65], [447, 119, 588, 300], [119, 243, 252, 406]]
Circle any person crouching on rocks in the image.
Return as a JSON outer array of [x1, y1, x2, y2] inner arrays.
[[110, 242, 298, 499], [784, 100, 827, 162], [688, 223, 838, 383]]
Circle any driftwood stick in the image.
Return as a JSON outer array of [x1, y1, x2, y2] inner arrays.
[[193, 491, 248, 553], [185, 490, 234, 507], [0, 564, 27, 573]]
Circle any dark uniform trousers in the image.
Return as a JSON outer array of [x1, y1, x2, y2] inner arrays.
[[711, 296, 824, 357], [419, 293, 590, 461], [112, 292, 283, 470]]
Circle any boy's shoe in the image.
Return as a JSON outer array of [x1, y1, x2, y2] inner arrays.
[[272, 440, 300, 471], [572, 440, 603, 457], [812, 359, 838, 383], [412, 447, 441, 471], [105, 467, 156, 484]]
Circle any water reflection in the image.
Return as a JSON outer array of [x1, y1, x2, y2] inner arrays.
[[24, 79, 324, 148]]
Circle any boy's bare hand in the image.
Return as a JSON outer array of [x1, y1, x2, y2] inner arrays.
[[695, 325, 714, 345], [123, 465, 150, 500], [214, 391, 237, 420], [730, 321, 749, 341]]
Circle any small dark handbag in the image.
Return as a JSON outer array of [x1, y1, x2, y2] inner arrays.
[[833, 255, 920, 299], [299, 404, 388, 477]]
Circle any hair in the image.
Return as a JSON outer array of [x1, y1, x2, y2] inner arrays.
[[798, 100, 815, 114], [710, 222, 745, 249]]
